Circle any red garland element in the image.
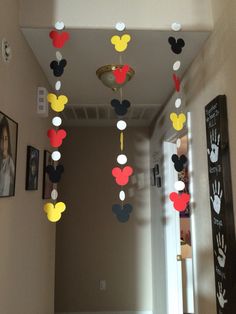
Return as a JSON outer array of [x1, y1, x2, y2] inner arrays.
[[113, 64, 130, 84], [169, 192, 190, 212], [112, 166, 133, 186], [49, 31, 69, 48], [173, 74, 181, 92], [47, 129, 67, 148]]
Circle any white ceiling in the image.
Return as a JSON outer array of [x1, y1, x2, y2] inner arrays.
[[22, 28, 209, 126]]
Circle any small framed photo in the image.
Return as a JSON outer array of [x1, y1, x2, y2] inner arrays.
[[42, 150, 53, 199], [0, 112, 18, 197], [150, 164, 161, 188], [25, 146, 39, 190], [150, 167, 156, 186]]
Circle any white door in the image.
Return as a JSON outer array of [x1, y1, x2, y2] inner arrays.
[[163, 141, 183, 314]]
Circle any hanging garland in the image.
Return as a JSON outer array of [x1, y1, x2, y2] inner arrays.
[[43, 22, 70, 222], [42, 21, 189, 219], [168, 22, 190, 212], [110, 22, 133, 223]]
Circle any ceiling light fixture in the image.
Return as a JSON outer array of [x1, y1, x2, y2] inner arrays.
[[96, 64, 135, 91]]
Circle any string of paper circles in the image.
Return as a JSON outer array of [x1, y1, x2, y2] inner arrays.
[[168, 22, 190, 212], [43, 22, 70, 222], [110, 22, 133, 223]]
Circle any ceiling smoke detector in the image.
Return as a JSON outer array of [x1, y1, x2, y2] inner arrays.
[[96, 64, 135, 91]]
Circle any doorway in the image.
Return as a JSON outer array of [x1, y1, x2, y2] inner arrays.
[[163, 132, 194, 314]]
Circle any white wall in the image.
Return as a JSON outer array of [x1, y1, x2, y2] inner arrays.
[[0, 0, 55, 313], [150, 0, 236, 313], [19, 0, 213, 30]]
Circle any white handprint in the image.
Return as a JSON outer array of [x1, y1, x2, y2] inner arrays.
[[217, 282, 228, 308], [207, 129, 220, 163], [215, 233, 227, 268], [210, 180, 223, 214]]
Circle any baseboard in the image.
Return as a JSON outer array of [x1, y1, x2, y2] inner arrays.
[[56, 311, 153, 314]]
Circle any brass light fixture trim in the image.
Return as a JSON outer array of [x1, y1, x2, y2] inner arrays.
[[96, 64, 135, 91]]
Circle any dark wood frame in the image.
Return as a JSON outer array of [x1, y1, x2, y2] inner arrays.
[[150, 164, 162, 188], [42, 150, 53, 199], [25, 145, 39, 191]]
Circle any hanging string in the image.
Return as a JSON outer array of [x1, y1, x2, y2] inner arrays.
[[120, 132, 124, 151]]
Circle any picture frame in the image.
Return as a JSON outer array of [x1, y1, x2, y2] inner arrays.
[[42, 150, 53, 199], [0, 111, 18, 197], [150, 163, 162, 188], [25, 145, 39, 190], [150, 167, 156, 186]]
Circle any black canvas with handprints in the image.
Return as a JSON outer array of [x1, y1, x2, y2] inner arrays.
[[205, 95, 236, 314]]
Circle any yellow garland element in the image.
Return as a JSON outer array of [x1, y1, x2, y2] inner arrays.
[[170, 112, 186, 131], [44, 202, 66, 222], [47, 93, 68, 112], [120, 132, 124, 151], [111, 34, 131, 52]]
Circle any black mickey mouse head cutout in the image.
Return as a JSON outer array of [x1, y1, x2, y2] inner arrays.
[[46, 165, 64, 183], [50, 59, 67, 77], [112, 203, 133, 223], [168, 37, 185, 54], [171, 154, 187, 172], [111, 99, 131, 116]]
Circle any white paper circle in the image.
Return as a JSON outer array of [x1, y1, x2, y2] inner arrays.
[[175, 98, 182, 108], [55, 21, 65, 30], [117, 120, 127, 131], [56, 51, 62, 61], [175, 181, 185, 191], [119, 190, 126, 201], [52, 116, 62, 127], [115, 22, 126, 31], [52, 151, 61, 161], [171, 22, 181, 31], [51, 189, 58, 200], [173, 61, 181, 71], [55, 81, 61, 91], [176, 138, 181, 148], [117, 154, 127, 165]]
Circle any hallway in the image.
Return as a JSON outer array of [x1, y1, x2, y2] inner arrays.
[[0, 1, 236, 314]]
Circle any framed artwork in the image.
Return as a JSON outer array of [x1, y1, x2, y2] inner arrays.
[[150, 164, 162, 188], [42, 150, 53, 199], [0, 111, 18, 197], [25, 146, 39, 190], [150, 167, 156, 186]]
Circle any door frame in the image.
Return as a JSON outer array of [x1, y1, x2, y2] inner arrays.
[[163, 141, 183, 314], [163, 112, 196, 314]]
